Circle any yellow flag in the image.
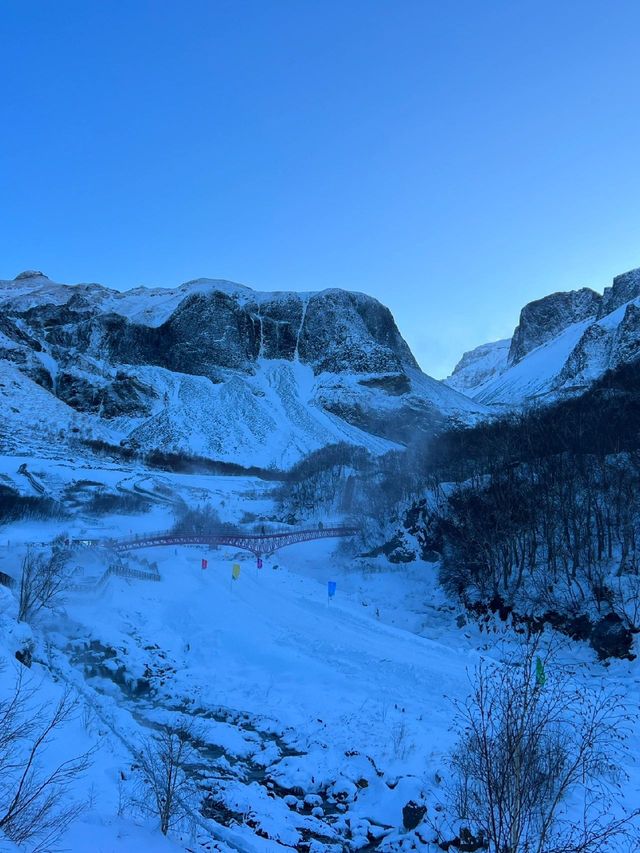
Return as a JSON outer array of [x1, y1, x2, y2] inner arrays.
[[232, 563, 241, 580]]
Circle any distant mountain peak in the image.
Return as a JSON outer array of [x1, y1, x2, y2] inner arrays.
[[14, 269, 49, 281], [449, 265, 640, 408], [446, 339, 510, 394]]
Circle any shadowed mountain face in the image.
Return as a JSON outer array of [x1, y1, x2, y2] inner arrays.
[[0, 273, 481, 467], [96, 288, 420, 379]]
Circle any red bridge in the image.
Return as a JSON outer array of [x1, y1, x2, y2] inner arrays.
[[105, 526, 358, 558]]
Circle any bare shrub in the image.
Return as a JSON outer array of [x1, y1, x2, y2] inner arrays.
[[171, 504, 227, 534], [133, 724, 197, 836], [18, 538, 70, 623], [441, 636, 639, 853], [0, 665, 91, 850]]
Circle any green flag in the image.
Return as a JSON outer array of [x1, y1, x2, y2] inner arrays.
[[535, 656, 546, 687]]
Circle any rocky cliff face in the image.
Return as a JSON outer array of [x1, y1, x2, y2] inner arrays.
[[0, 271, 481, 467], [508, 288, 601, 365], [599, 268, 640, 318]]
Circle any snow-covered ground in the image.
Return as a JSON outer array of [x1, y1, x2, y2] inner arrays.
[[1, 462, 640, 851]]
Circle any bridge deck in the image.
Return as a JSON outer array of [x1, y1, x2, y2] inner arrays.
[[102, 526, 357, 557]]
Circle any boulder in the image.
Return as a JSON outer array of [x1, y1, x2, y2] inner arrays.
[[590, 613, 634, 660], [402, 800, 426, 830]]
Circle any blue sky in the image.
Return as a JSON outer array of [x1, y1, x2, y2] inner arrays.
[[2, 1, 640, 378]]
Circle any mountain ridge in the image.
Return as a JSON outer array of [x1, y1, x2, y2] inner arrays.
[[0, 271, 483, 468], [446, 265, 640, 407]]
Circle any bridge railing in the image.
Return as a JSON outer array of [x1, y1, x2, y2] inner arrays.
[[102, 525, 357, 547]]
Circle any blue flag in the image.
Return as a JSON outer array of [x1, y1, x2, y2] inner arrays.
[[327, 581, 337, 598]]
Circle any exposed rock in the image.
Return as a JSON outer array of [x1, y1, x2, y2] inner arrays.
[[14, 270, 48, 280], [358, 374, 412, 395], [599, 267, 640, 318], [402, 800, 426, 830], [15, 644, 33, 668], [298, 289, 418, 375], [508, 288, 601, 365], [27, 364, 54, 391], [556, 322, 610, 387], [557, 301, 640, 389], [614, 302, 640, 366], [590, 613, 634, 660], [54, 371, 155, 418], [0, 315, 42, 351]]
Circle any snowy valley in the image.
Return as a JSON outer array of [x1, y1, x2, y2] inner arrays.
[[2, 268, 640, 852]]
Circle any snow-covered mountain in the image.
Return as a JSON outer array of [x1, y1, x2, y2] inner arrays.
[[446, 266, 640, 407], [0, 271, 482, 468]]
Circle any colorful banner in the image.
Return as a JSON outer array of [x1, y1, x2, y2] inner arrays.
[[257, 557, 263, 569], [201, 558, 208, 570], [327, 580, 337, 598], [232, 563, 241, 580]]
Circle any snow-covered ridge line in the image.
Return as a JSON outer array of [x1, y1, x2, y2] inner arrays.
[[0, 270, 485, 468]]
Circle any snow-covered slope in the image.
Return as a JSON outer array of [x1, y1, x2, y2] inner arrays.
[[1, 464, 638, 852], [0, 271, 484, 468], [446, 266, 640, 408], [445, 339, 510, 394]]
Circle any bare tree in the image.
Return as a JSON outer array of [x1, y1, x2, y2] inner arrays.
[[613, 571, 640, 632], [18, 538, 70, 623], [0, 664, 91, 850], [441, 636, 639, 853], [134, 724, 196, 836]]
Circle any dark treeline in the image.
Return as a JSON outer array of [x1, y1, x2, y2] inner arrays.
[[81, 439, 283, 480], [0, 485, 64, 524], [275, 443, 372, 518], [275, 441, 425, 525], [419, 358, 640, 482], [413, 358, 640, 653]]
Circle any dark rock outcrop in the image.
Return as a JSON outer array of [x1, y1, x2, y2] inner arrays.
[[508, 288, 601, 365], [55, 371, 155, 418], [14, 270, 48, 281], [590, 613, 634, 661], [599, 267, 640, 318], [298, 290, 418, 375], [402, 800, 427, 830], [83, 289, 419, 382], [557, 300, 640, 389]]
